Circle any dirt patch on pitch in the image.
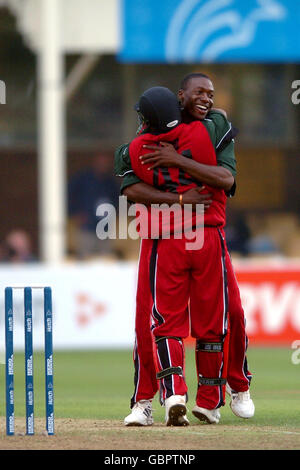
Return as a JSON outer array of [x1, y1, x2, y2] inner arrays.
[[0, 418, 300, 450]]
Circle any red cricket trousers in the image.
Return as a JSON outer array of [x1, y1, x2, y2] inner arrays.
[[132, 228, 227, 409], [131, 229, 251, 410]]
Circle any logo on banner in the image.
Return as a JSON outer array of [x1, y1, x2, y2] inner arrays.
[[165, 0, 287, 62], [76, 293, 107, 327]]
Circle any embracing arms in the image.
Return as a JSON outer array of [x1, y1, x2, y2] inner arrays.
[[114, 143, 212, 208], [123, 182, 212, 209], [114, 110, 237, 205], [140, 142, 234, 193]]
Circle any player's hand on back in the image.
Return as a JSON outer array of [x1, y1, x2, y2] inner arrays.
[[141, 142, 181, 170], [182, 187, 212, 210]]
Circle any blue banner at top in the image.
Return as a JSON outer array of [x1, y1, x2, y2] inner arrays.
[[119, 0, 300, 63]]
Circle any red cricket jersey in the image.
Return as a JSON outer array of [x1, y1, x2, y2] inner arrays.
[[129, 121, 227, 236]]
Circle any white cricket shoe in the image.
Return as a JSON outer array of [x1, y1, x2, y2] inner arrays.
[[124, 400, 154, 426], [165, 395, 189, 426], [192, 405, 221, 424], [230, 389, 255, 419]]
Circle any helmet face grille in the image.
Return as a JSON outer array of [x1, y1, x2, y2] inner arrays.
[[136, 111, 147, 130]]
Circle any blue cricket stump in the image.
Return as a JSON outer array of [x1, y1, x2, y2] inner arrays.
[[5, 287, 14, 436], [44, 287, 54, 435], [4, 286, 54, 436], [24, 287, 34, 435]]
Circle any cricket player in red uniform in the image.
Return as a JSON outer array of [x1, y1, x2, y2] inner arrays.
[[116, 75, 254, 425], [119, 86, 252, 426]]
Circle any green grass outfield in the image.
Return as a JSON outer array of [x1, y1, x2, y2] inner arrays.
[[0, 346, 300, 428]]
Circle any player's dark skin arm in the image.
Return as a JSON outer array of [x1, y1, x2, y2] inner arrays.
[[123, 183, 212, 210], [141, 142, 234, 192]]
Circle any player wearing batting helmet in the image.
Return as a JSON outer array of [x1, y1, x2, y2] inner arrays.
[[115, 75, 254, 426]]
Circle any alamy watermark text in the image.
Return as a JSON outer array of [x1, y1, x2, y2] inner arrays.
[[0, 80, 6, 104], [291, 80, 300, 105]]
